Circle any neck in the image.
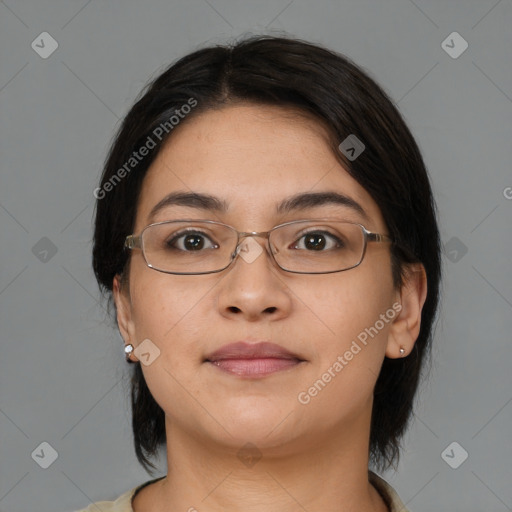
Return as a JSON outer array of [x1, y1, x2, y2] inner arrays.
[[148, 411, 388, 512]]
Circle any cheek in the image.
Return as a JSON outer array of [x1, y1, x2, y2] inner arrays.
[[128, 275, 214, 417], [129, 272, 212, 343], [298, 260, 396, 360], [294, 271, 396, 423]]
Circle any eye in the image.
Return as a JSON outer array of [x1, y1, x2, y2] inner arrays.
[[291, 230, 344, 251], [166, 230, 218, 251]]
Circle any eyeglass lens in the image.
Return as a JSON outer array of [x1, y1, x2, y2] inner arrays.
[[140, 220, 366, 274]]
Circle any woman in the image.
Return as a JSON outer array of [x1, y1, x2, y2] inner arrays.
[[81, 35, 441, 511]]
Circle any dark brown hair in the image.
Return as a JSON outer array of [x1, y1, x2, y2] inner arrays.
[[92, 35, 441, 474]]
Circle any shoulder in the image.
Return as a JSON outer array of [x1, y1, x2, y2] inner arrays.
[[369, 471, 410, 512], [73, 488, 134, 512], [73, 476, 165, 512]]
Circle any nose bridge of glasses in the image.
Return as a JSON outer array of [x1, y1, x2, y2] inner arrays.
[[235, 230, 271, 249], [237, 230, 270, 237], [231, 231, 278, 265]]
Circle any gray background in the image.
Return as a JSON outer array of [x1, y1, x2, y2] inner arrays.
[[1, 1, 511, 511]]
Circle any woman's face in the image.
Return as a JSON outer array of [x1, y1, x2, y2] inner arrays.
[[115, 104, 403, 452]]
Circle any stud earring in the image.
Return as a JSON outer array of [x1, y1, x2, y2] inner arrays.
[[124, 344, 134, 362], [399, 346, 406, 357]]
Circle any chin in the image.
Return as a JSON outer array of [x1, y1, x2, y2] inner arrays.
[[212, 399, 300, 444]]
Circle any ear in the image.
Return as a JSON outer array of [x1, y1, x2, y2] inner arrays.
[[113, 274, 138, 362], [385, 263, 428, 359]]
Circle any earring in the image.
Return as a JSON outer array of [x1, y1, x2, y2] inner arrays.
[[399, 346, 406, 357], [124, 344, 134, 362]]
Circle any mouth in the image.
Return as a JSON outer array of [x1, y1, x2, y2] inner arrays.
[[204, 341, 306, 378]]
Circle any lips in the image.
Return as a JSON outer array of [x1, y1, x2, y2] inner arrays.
[[204, 341, 305, 377]]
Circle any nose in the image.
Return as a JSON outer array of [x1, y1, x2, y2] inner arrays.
[[216, 235, 293, 322]]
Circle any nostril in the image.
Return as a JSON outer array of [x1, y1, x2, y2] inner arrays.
[[264, 307, 277, 314], [227, 306, 241, 313]]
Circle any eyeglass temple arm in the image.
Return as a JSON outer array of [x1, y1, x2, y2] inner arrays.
[[125, 235, 142, 249], [367, 232, 393, 243]]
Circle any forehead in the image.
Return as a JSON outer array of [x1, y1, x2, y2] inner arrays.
[[135, 104, 385, 230]]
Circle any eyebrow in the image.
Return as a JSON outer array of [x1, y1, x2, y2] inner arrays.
[[276, 191, 368, 220], [149, 192, 228, 221], [148, 190, 368, 222]]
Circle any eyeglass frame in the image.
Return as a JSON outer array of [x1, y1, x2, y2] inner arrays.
[[124, 218, 394, 275]]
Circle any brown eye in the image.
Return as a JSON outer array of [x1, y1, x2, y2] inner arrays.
[[166, 231, 217, 251], [292, 231, 344, 251], [304, 233, 326, 251]]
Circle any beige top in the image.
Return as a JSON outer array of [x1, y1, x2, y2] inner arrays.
[[74, 471, 409, 512]]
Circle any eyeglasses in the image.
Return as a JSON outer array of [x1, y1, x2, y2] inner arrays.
[[124, 219, 393, 275]]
